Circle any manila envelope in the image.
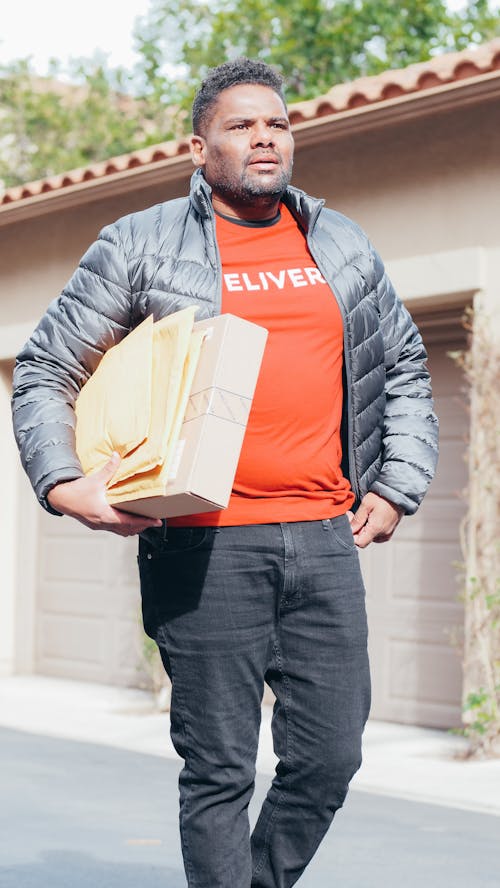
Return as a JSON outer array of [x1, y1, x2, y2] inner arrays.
[[75, 306, 202, 500]]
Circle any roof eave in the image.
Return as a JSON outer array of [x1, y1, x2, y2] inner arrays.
[[1, 70, 499, 228], [0, 152, 195, 228], [292, 68, 500, 149]]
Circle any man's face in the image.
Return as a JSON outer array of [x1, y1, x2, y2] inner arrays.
[[190, 84, 294, 212]]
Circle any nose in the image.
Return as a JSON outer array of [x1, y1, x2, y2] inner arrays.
[[250, 121, 275, 147]]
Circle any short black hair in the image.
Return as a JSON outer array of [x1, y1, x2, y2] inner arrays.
[[192, 57, 286, 135]]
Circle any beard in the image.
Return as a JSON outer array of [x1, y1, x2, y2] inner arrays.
[[209, 153, 293, 207]]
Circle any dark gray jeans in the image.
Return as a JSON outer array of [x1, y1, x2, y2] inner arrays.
[[138, 515, 371, 888]]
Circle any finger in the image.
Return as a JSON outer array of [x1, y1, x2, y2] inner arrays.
[[357, 519, 397, 547], [97, 507, 162, 536], [104, 524, 138, 537], [346, 510, 354, 524], [76, 506, 161, 535], [95, 451, 122, 483], [94, 522, 147, 537], [350, 502, 370, 534], [353, 525, 377, 548], [111, 506, 162, 529]]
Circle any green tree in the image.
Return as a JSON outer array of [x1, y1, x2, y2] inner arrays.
[[133, 0, 500, 111], [0, 55, 180, 189], [1, 1, 499, 189]]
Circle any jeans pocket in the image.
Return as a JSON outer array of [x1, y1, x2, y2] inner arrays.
[[327, 514, 356, 552], [140, 527, 212, 559], [136, 549, 159, 639], [137, 529, 216, 632]]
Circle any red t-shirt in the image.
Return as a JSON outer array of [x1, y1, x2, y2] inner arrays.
[[169, 204, 354, 526]]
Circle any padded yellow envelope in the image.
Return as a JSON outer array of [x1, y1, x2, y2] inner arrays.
[[75, 306, 201, 503]]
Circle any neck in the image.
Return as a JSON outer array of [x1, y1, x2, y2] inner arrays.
[[211, 193, 282, 222]]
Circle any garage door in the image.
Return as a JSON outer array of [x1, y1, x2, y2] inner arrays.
[[35, 512, 146, 687], [363, 305, 468, 729]]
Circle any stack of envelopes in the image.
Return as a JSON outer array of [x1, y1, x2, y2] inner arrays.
[[75, 306, 205, 506]]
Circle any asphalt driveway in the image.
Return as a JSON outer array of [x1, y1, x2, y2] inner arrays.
[[1, 727, 498, 887]]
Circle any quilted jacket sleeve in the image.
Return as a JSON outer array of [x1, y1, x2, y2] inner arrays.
[[369, 250, 439, 514], [11, 223, 133, 514]]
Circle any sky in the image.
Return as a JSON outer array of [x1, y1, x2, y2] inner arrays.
[[0, 1, 496, 77], [0, 0, 152, 74]]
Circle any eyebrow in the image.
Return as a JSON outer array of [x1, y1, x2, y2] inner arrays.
[[224, 116, 290, 126]]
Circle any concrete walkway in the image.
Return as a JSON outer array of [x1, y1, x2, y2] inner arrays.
[[1, 674, 499, 816]]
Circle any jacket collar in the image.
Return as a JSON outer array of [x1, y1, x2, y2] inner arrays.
[[189, 169, 214, 219], [189, 168, 324, 233]]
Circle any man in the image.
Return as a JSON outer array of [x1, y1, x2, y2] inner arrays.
[[12, 58, 438, 888]]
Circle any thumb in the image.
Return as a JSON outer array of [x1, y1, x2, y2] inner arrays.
[[350, 501, 369, 533], [95, 451, 121, 484]]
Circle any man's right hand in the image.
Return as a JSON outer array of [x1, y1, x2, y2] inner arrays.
[[47, 452, 163, 537]]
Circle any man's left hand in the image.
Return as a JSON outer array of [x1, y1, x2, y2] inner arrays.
[[347, 492, 404, 548]]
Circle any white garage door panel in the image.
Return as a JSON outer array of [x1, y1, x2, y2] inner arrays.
[[398, 497, 462, 542], [112, 618, 147, 682], [429, 442, 466, 497], [391, 540, 462, 602], [40, 580, 110, 617], [36, 509, 145, 686], [365, 314, 467, 729], [434, 398, 465, 431], [40, 536, 108, 583], [38, 614, 106, 664], [389, 640, 461, 705]]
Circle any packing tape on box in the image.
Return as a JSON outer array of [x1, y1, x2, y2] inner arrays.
[[184, 386, 252, 426]]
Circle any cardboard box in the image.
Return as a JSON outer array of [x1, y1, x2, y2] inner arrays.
[[115, 313, 267, 518]]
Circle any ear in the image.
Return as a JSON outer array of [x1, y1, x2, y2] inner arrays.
[[190, 134, 207, 168]]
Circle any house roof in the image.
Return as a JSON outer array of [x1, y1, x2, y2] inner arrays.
[[289, 36, 500, 120], [1, 38, 499, 210]]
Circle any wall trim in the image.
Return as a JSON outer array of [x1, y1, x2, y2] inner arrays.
[[386, 247, 486, 309]]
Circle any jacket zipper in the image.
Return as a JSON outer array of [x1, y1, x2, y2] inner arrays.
[[305, 212, 360, 502], [205, 202, 223, 317]]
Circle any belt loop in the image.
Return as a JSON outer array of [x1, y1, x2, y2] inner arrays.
[[321, 518, 330, 530], [161, 519, 168, 541]]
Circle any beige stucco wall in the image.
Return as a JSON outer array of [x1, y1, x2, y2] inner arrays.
[[294, 101, 500, 259], [1, 182, 191, 328]]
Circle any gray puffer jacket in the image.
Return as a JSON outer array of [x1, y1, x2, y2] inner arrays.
[[12, 170, 438, 516]]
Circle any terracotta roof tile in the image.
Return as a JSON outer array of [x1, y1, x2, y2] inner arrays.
[[2, 38, 500, 207], [288, 37, 500, 120]]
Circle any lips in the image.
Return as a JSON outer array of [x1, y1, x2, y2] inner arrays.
[[248, 155, 279, 166]]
